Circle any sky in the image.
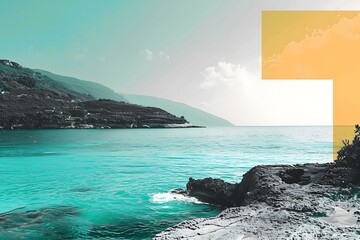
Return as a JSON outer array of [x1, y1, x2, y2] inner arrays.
[[262, 11, 360, 126], [1, 0, 360, 126]]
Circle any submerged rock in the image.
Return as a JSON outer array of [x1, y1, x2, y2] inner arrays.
[[154, 162, 360, 239], [70, 186, 99, 193], [0, 206, 85, 239]]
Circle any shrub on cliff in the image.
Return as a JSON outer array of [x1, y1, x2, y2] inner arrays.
[[337, 124, 360, 169]]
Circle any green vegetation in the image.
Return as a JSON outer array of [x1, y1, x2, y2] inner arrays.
[[35, 70, 127, 102], [337, 124, 360, 169]]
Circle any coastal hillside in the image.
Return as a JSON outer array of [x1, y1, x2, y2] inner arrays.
[[0, 60, 188, 129], [35, 70, 233, 127], [35, 69, 127, 102], [124, 94, 234, 127]]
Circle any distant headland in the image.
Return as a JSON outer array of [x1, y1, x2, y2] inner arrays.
[[0, 59, 211, 129]]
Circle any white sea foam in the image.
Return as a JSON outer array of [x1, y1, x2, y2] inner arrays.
[[150, 192, 204, 204]]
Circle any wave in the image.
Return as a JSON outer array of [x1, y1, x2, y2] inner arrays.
[[150, 192, 204, 204]]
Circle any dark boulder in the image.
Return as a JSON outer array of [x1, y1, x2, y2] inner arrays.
[[186, 177, 236, 206], [170, 188, 187, 195]]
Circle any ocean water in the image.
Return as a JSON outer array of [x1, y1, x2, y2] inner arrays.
[[0, 127, 332, 239]]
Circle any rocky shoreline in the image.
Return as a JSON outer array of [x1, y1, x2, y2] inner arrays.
[[154, 162, 360, 239]]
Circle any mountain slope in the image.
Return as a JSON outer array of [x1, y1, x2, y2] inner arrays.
[[124, 94, 234, 127], [0, 60, 91, 101], [34, 69, 234, 127], [35, 69, 127, 102], [0, 60, 188, 129]]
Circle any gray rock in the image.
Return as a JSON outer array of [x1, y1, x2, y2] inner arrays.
[[171, 188, 188, 195], [154, 163, 360, 239]]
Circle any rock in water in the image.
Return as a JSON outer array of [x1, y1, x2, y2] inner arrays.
[[186, 177, 236, 206], [170, 188, 187, 195]]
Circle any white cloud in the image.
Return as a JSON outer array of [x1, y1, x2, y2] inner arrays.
[[200, 62, 254, 89], [198, 61, 333, 126], [140, 49, 154, 61], [140, 49, 170, 61], [159, 51, 170, 60]]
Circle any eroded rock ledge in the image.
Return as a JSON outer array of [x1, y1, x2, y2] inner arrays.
[[154, 162, 360, 239]]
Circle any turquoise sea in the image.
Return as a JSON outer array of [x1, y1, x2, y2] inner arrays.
[[0, 127, 332, 239]]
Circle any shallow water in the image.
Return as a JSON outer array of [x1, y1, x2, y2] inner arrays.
[[0, 127, 332, 239]]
